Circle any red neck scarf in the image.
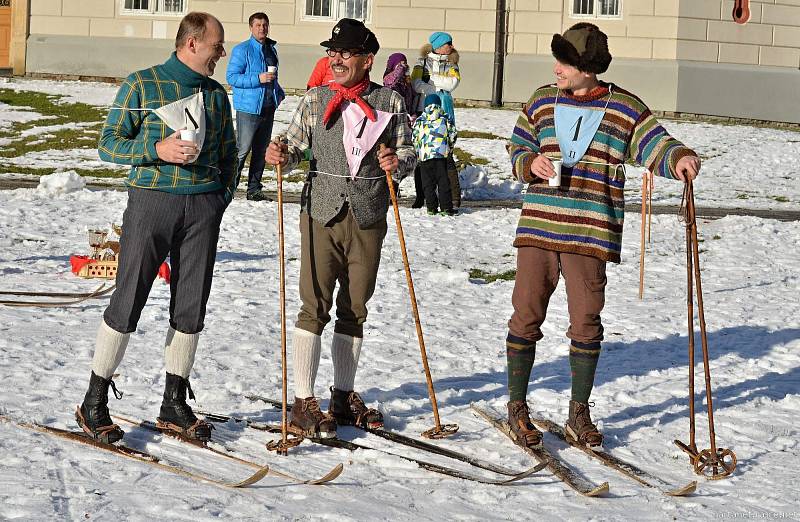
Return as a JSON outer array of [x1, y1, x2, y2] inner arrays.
[[323, 76, 376, 125]]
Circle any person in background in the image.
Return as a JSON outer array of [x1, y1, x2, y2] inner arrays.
[[412, 93, 456, 216], [383, 52, 416, 199], [411, 31, 461, 210], [383, 53, 416, 120], [307, 55, 335, 89], [226, 12, 285, 202]]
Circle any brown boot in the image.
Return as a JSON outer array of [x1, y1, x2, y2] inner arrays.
[[507, 400, 542, 449], [329, 387, 384, 429], [290, 396, 337, 438], [565, 400, 603, 449]]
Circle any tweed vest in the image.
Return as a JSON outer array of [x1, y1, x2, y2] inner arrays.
[[301, 83, 400, 228]]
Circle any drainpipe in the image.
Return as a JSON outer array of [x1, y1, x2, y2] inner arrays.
[[490, 0, 507, 107]]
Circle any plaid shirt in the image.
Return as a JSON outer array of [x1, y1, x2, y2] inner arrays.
[[283, 83, 415, 178], [99, 53, 238, 202]]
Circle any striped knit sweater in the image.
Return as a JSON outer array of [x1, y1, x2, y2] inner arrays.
[[508, 83, 695, 263]]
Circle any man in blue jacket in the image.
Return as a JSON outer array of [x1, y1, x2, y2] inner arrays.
[[226, 12, 285, 201]]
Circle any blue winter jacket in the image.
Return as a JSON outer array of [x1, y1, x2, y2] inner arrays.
[[226, 36, 286, 115]]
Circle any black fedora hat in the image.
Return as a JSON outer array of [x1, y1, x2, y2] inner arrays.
[[320, 18, 380, 55]]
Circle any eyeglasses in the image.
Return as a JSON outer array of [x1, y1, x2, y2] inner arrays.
[[326, 48, 364, 60]]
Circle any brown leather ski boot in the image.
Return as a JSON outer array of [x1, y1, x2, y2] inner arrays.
[[565, 400, 603, 449], [329, 387, 384, 429], [290, 396, 337, 438], [507, 400, 542, 449]]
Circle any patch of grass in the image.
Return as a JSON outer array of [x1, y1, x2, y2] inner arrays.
[[713, 234, 722, 240], [453, 147, 490, 167], [0, 125, 102, 158], [469, 268, 516, 282], [459, 130, 504, 140], [773, 196, 790, 203], [0, 89, 107, 135], [736, 193, 749, 200]]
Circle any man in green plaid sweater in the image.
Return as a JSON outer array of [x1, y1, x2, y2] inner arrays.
[[76, 12, 237, 444]]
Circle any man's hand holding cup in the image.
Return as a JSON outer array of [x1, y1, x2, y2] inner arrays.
[[156, 129, 198, 165]]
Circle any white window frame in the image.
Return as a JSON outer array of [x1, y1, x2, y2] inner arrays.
[[120, 0, 186, 17], [301, 0, 371, 23], [570, 0, 622, 20]]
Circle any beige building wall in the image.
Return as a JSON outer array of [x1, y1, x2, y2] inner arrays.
[[21, 0, 800, 122]]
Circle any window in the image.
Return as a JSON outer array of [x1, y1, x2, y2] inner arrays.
[[122, 0, 185, 15], [305, 0, 369, 21], [572, 0, 621, 18]]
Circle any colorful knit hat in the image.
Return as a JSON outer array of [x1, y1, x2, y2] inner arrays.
[[428, 31, 452, 50]]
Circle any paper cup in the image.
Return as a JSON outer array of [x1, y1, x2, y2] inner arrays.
[[180, 129, 197, 162], [549, 159, 562, 187], [180, 129, 196, 144], [267, 65, 277, 73]]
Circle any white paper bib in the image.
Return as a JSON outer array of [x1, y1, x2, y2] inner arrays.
[[341, 102, 394, 178], [554, 89, 612, 167]]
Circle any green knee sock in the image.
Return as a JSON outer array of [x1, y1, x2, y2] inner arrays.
[[506, 333, 536, 402], [569, 341, 601, 403]]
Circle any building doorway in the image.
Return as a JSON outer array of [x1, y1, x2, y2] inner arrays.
[[0, 0, 11, 68]]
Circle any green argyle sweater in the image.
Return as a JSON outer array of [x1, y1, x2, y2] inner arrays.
[[98, 53, 238, 202]]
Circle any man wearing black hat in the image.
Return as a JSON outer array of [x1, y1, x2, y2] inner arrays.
[[503, 23, 701, 450], [265, 18, 415, 438]]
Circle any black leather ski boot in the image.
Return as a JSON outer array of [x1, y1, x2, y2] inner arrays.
[[329, 387, 384, 429], [156, 373, 212, 442], [76, 371, 125, 444]]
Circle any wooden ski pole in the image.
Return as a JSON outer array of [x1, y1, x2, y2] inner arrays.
[[379, 144, 458, 439], [674, 180, 737, 479], [266, 135, 302, 455], [647, 170, 654, 243], [639, 173, 648, 299]]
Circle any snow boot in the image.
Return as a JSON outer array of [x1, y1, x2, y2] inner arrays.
[[329, 387, 384, 429], [156, 373, 212, 442], [290, 396, 337, 438], [76, 371, 125, 444], [565, 400, 603, 449], [507, 400, 542, 449]]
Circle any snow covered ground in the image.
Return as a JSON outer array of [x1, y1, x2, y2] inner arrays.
[[1, 78, 799, 521]]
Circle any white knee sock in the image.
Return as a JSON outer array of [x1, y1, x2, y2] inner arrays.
[[91, 320, 130, 380], [292, 328, 321, 399], [331, 332, 363, 392], [164, 327, 199, 379]]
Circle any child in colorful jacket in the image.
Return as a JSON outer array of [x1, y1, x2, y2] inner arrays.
[[412, 94, 457, 215]]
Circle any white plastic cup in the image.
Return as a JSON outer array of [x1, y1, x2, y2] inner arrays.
[[180, 129, 197, 162], [549, 159, 562, 187], [267, 65, 277, 74], [180, 129, 196, 143]]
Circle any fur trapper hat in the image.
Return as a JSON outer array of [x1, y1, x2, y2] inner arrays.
[[551, 23, 611, 74]]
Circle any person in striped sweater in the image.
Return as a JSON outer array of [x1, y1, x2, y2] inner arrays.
[[504, 23, 701, 450]]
